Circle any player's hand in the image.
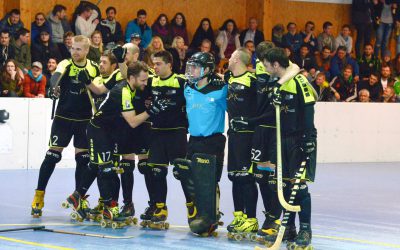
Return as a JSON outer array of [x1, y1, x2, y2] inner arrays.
[[272, 85, 282, 106], [48, 86, 60, 100], [112, 45, 127, 63], [78, 70, 92, 86], [146, 98, 173, 117], [230, 116, 249, 132]]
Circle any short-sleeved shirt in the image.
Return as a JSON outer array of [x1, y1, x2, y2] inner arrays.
[[92, 69, 124, 110]]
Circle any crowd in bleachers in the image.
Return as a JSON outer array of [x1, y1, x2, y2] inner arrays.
[[0, 0, 399, 102]]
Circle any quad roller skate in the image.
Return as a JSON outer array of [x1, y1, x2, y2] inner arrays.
[[120, 201, 138, 226], [148, 203, 169, 230], [227, 217, 259, 241], [140, 201, 157, 228], [31, 190, 45, 218], [263, 224, 297, 247], [61, 191, 89, 222], [287, 223, 313, 250], [255, 216, 281, 244], [88, 198, 104, 222], [100, 202, 131, 229]]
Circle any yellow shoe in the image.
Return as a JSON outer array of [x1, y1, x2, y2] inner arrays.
[[31, 190, 45, 217]]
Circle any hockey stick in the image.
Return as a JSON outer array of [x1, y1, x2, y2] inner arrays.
[[275, 104, 301, 212], [0, 226, 45, 233], [35, 227, 134, 239], [255, 159, 308, 250]]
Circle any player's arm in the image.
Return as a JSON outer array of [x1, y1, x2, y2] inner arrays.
[[122, 110, 150, 128], [86, 80, 109, 95]]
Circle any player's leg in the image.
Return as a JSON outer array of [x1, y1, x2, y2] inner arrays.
[[120, 154, 136, 218]]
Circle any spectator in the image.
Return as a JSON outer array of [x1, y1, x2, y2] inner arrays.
[[282, 22, 303, 53], [87, 30, 103, 64], [48, 5, 71, 44], [358, 43, 381, 81], [317, 21, 335, 52], [96, 6, 123, 50], [130, 33, 145, 60], [185, 38, 219, 66], [392, 53, 400, 76], [239, 17, 264, 47], [272, 23, 284, 48], [31, 12, 52, 43], [381, 86, 396, 102], [170, 13, 189, 45], [358, 89, 371, 102], [216, 19, 240, 60], [23, 61, 46, 98], [44, 58, 57, 95], [0, 9, 24, 39], [379, 64, 395, 90], [283, 45, 295, 61], [331, 65, 358, 102], [358, 71, 382, 102], [334, 24, 353, 54], [152, 14, 173, 47], [12, 28, 31, 73], [143, 36, 165, 67], [352, 0, 373, 58], [167, 36, 187, 74], [71, 1, 101, 33], [316, 46, 332, 80], [57, 31, 74, 60], [190, 18, 216, 50], [373, 0, 395, 57], [300, 21, 318, 54], [293, 44, 317, 76], [382, 50, 392, 68], [244, 40, 256, 68], [125, 9, 152, 49], [330, 46, 359, 80], [1, 59, 23, 97], [312, 72, 336, 101], [31, 30, 61, 67], [0, 30, 15, 67], [75, 5, 99, 38]]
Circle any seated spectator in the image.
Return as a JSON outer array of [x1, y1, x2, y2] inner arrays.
[[31, 12, 52, 43], [244, 40, 256, 68], [381, 86, 396, 102], [331, 65, 357, 102], [48, 5, 71, 45], [44, 58, 57, 96], [75, 5, 99, 38], [58, 31, 74, 60], [301, 21, 318, 54], [272, 23, 284, 48], [311, 72, 336, 101], [0, 30, 15, 67], [382, 50, 392, 68], [358, 89, 370, 102], [357, 43, 380, 81], [96, 6, 123, 50], [143, 36, 165, 67], [130, 33, 145, 60], [152, 14, 172, 47], [379, 65, 395, 90], [31, 30, 61, 67], [282, 22, 303, 54], [317, 21, 335, 53], [125, 9, 152, 49], [283, 45, 294, 61], [316, 46, 332, 80], [216, 19, 240, 60], [185, 38, 219, 66], [239, 17, 264, 47], [330, 46, 359, 80], [190, 18, 216, 51], [87, 31, 103, 63], [170, 13, 189, 45], [334, 24, 353, 54], [293, 44, 317, 76], [392, 53, 400, 77], [1, 59, 23, 97], [0, 9, 24, 39], [357, 71, 382, 102], [12, 28, 31, 73], [23, 61, 46, 98], [167, 36, 187, 74]]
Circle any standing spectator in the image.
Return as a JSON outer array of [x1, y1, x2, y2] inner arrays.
[[0, 30, 15, 67], [316, 46, 333, 80], [331, 65, 358, 102], [282, 22, 303, 53], [272, 23, 284, 48], [87, 30, 103, 64], [152, 14, 173, 47], [373, 0, 395, 57], [317, 21, 335, 52], [96, 6, 123, 50], [358, 71, 383, 101], [23, 61, 46, 98], [381, 50, 392, 68], [352, 0, 374, 58], [330, 46, 360, 80], [143, 36, 165, 67], [312, 72, 336, 101], [31, 13, 52, 43], [301, 21, 318, 54], [1, 59, 23, 97], [170, 13, 189, 45], [216, 19, 240, 60], [57, 31, 74, 60], [167, 36, 187, 74], [239, 17, 264, 47], [392, 53, 400, 76], [125, 9, 152, 49], [0, 9, 24, 39], [293, 44, 317, 75], [334, 24, 353, 54], [358, 43, 381, 81], [358, 89, 371, 102], [379, 64, 395, 90], [190, 18, 216, 50], [44, 58, 57, 96], [75, 5, 99, 38], [381, 86, 396, 102], [48, 5, 71, 45], [12, 28, 31, 73], [31, 30, 61, 67]]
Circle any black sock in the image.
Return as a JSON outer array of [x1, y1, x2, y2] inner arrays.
[[120, 160, 135, 204], [242, 182, 258, 218], [155, 177, 168, 204], [259, 184, 281, 219], [77, 163, 98, 196], [75, 152, 89, 190], [37, 150, 61, 190], [232, 181, 244, 212]]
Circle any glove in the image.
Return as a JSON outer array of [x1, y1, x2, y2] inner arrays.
[[48, 86, 60, 100], [78, 69, 91, 86], [146, 98, 172, 117], [209, 74, 225, 86], [300, 133, 316, 156], [112, 45, 127, 63], [230, 116, 250, 132], [272, 84, 282, 106]]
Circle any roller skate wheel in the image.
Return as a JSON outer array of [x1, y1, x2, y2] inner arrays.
[[250, 234, 258, 241], [140, 221, 147, 227], [96, 215, 103, 221], [70, 212, 78, 220], [164, 222, 169, 229], [218, 221, 224, 226], [212, 232, 218, 237], [132, 217, 138, 225], [100, 220, 107, 228], [61, 202, 69, 209], [234, 234, 243, 241], [111, 222, 118, 229]]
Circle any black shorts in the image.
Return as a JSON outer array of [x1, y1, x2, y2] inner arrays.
[[87, 122, 114, 165], [112, 121, 151, 156], [48, 116, 89, 149], [133, 122, 151, 155], [148, 128, 187, 166], [187, 133, 226, 182], [251, 125, 277, 165], [227, 132, 253, 175]]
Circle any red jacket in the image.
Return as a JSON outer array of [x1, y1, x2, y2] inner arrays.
[[23, 73, 46, 98]]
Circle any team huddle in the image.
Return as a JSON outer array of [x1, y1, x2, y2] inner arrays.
[[30, 35, 317, 250]]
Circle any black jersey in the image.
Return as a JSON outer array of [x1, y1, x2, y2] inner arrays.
[[255, 59, 276, 126], [226, 71, 257, 128], [91, 81, 136, 128], [134, 68, 154, 114], [92, 69, 124, 110], [55, 59, 100, 120], [149, 73, 187, 129]]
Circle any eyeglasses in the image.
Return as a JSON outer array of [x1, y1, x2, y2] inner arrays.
[[36, 18, 45, 21]]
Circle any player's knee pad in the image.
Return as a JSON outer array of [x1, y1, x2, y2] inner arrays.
[[75, 152, 89, 166], [172, 158, 191, 181], [98, 163, 117, 178], [44, 150, 62, 165], [228, 171, 254, 184], [138, 159, 149, 175], [120, 159, 135, 173], [295, 183, 310, 201], [254, 167, 272, 185], [151, 166, 168, 180]]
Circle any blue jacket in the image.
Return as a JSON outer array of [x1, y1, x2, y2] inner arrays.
[[330, 54, 360, 78], [125, 19, 152, 49], [0, 14, 24, 38], [31, 21, 52, 43]]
